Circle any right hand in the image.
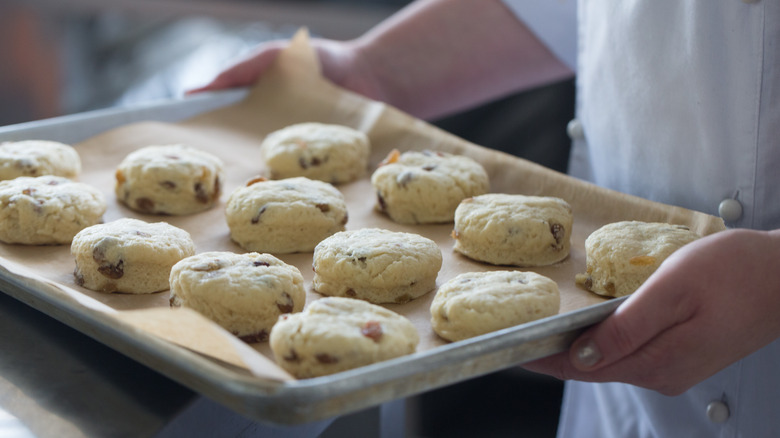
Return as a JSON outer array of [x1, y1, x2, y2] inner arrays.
[[187, 38, 385, 101]]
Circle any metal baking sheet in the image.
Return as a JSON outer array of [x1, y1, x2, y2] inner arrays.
[[0, 91, 657, 424]]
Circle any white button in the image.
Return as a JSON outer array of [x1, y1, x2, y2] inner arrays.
[[718, 198, 743, 222], [707, 401, 730, 423], [567, 119, 585, 140]]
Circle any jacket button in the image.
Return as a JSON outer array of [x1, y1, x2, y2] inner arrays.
[[718, 198, 743, 222], [706, 401, 730, 423], [567, 119, 585, 140]]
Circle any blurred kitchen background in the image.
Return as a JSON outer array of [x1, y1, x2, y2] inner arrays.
[[0, 1, 574, 437]]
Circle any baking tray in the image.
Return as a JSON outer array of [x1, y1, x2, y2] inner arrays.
[[0, 91, 635, 424]]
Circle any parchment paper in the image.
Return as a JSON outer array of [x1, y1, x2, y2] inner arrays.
[[0, 29, 726, 382]]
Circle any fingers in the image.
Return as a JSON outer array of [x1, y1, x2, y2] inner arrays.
[[186, 74, 233, 94], [568, 281, 692, 373], [186, 44, 286, 94], [523, 263, 700, 392]]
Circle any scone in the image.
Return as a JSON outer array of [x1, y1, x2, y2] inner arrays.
[[225, 176, 348, 254], [0, 140, 81, 180], [269, 297, 419, 378], [576, 221, 700, 297], [115, 144, 224, 215], [169, 251, 305, 342], [0, 176, 106, 245], [371, 149, 489, 224], [312, 228, 442, 304], [452, 194, 573, 267], [71, 218, 196, 294], [260, 122, 370, 184], [431, 271, 560, 342]]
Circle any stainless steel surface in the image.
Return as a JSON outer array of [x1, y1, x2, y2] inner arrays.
[[0, 93, 625, 425], [0, 274, 195, 438]]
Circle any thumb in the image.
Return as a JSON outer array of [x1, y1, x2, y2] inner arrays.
[[186, 45, 285, 94], [568, 288, 689, 371]]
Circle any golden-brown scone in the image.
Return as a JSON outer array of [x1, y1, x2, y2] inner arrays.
[[169, 251, 305, 342], [431, 270, 560, 342], [225, 176, 348, 254], [71, 218, 195, 294], [452, 194, 573, 267], [0, 175, 105, 245], [576, 221, 699, 297], [312, 228, 442, 304], [115, 144, 224, 215], [371, 149, 489, 224], [0, 140, 81, 180], [260, 122, 370, 184], [269, 297, 419, 378]]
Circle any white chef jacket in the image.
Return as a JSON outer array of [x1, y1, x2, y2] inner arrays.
[[502, 1, 780, 437]]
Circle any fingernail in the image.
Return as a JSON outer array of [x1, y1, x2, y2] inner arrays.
[[575, 339, 602, 368]]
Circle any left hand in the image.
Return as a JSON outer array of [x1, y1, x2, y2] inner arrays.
[[524, 228, 780, 395]]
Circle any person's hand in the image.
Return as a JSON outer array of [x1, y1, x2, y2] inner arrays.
[[187, 0, 572, 120], [187, 38, 385, 102], [524, 228, 780, 395], [185, 39, 287, 94]]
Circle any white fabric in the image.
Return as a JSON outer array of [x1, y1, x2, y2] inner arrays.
[[574, 0, 780, 231], [502, 0, 780, 436]]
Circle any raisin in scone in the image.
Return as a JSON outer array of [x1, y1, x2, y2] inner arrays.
[[452, 194, 573, 267], [576, 221, 699, 297], [260, 122, 370, 184], [312, 228, 442, 304], [225, 176, 348, 254], [169, 251, 305, 342], [71, 218, 195, 294], [115, 144, 223, 215], [371, 149, 489, 224], [0, 140, 81, 180], [269, 297, 419, 378], [0, 176, 106, 245], [430, 271, 560, 342]]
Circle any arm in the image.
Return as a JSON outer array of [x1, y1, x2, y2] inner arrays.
[[191, 0, 572, 120], [524, 228, 780, 395], [349, 0, 573, 119]]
